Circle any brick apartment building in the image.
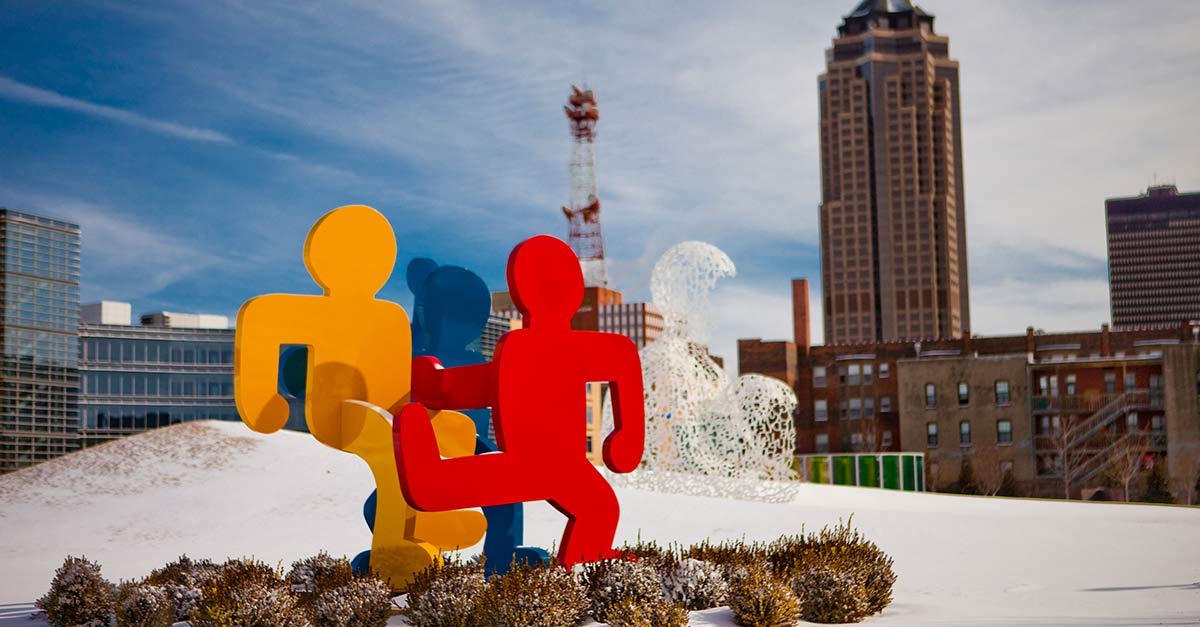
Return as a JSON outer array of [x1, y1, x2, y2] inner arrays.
[[740, 280, 1200, 501]]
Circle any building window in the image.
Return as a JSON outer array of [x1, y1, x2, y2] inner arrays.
[[997, 419, 1012, 444], [848, 364, 861, 385], [815, 433, 830, 453], [880, 396, 892, 412], [1065, 374, 1077, 396], [880, 363, 890, 379], [1151, 415, 1164, 432], [994, 380, 1010, 405], [865, 398, 875, 417], [1125, 371, 1137, 392], [1126, 412, 1137, 431], [1104, 372, 1116, 394], [814, 366, 827, 388], [960, 421, 972, 446], [849, 398, 862, 419], [863, 364, 873, 384], [958, 382, 969, 406], [586, 435, 593, 453], [925, 383, 937, 409], [926, 422, 938, 447], [815, 400, 828, 422], [881, 430, 893, 449]]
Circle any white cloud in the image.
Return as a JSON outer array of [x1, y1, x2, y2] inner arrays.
[[0, 75, 234, 144]]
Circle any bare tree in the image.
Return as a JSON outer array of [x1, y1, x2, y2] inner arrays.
[[1107, 429, 1149, 502], [1046, 414, 1091, 500], [849, 418, 881, 453]]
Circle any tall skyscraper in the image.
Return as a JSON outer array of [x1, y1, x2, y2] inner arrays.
[[1106, 184, 1200, 329], [0, 209, 81, 471], [818, 0, 968, 344]]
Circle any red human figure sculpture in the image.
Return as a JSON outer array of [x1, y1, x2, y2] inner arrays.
[[393, 234, 645, 566]]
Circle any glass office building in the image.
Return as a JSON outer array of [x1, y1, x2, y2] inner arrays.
[[78, 316, 239, 447], [0, 209, 81, 472]]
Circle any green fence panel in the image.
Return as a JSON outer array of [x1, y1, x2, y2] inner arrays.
[[902, 455, 916, 491], [808, 457, 827, 484], [857, 456, 879, 487], [882, 455, 901, 489], [915, 457, 924, 491], [833, 455, 856, 486]]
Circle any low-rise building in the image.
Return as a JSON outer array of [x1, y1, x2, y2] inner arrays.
[[740, 279, 1200, 501], [78, 302, 239, 447]]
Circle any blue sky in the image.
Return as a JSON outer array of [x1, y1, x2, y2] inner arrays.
[[2, 0, 1198, 366]]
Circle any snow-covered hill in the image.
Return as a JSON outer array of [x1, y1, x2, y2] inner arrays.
[[1, 420, 1197, 626]]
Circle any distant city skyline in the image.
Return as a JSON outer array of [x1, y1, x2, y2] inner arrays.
[[1, 1, 1198, 365]]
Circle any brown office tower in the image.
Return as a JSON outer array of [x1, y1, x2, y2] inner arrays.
[[819, 0, 968, 344], [1106, 185, 1200, 328]]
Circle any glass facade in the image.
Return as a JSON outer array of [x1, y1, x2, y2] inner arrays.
[[78, 324, 239, 447], [0, 209, 81, 472]]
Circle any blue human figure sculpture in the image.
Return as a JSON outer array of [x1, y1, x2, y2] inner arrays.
[[406, 258, 548, 576]]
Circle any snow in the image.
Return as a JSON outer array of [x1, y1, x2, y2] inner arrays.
[[1, 420, 1197, 626]]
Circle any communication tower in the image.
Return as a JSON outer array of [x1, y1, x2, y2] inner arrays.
[[562, 85, 608, 288]]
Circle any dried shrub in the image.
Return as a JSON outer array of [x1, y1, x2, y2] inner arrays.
[[792, 566, 870, 624], [311, 578, 393, 627], [603, 595, 689, 627], [190, 558, 311, 627], [472, 562, 587, 627], [144, 554, 220, 621], [36, 555, 117, 627], [581, 557, 664, 623], [115, 582, 175, 627], [659, 557, 728, 610], [288, 552, 355, 595], [727, 565, 800, 627], [765, 519, 895, 615], [685, 538, 764, 578], [614, 538, 667, 565], [401, 558, 485, 627]]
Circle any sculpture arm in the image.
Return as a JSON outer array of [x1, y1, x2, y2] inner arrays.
[[595, 336, 645, 474], [412, 356, 492, 410], [234, 296, 300, 434]]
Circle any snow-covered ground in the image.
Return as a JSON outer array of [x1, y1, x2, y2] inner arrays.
[[1, 420, 1197, 626]]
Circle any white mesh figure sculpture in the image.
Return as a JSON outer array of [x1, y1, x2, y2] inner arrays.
[[604, 241, 798, 501]]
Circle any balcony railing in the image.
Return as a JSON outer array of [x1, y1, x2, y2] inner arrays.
[[1031, 389, 1163, 414]]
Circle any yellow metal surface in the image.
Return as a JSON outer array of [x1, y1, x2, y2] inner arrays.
[[234, 204, 485, 590]]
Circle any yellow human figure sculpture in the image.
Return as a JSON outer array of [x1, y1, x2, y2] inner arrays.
[[234, 204, 485, 591]]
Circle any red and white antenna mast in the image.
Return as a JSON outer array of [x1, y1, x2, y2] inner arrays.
[[562, 84, 608, 288]]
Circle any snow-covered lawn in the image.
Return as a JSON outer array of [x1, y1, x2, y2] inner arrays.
[[1, 421, 1197, 626]]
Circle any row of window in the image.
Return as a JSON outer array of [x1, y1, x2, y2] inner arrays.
[[812, 430, 895, 454], [925, 380, 1010, 408], [1036, 373, 1163, 397], [81, 372, 234, 398], [927, 419, 1012, 447], [81, 339, 233, 365], [813, 396, 893, 421], [813, 362, 890, 387]]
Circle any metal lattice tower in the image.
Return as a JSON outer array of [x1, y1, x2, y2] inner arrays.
[[562, 85, 608, 288]]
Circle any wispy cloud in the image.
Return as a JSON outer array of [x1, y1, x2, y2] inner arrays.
[[0, 187, 228, 302], [0, 75, 234, 144]]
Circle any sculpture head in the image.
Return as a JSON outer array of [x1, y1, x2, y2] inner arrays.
[[304, 205, 397, 298], [424, 265, 491, 353], [649, 241, 736, 343], [507, 235, 583, 329]]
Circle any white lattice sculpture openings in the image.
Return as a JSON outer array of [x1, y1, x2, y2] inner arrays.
[[604, 241, 798, 502]]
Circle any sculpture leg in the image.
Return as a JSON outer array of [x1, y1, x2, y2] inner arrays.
[[548, 464, 621, 566], [394, 402, 530, 512]]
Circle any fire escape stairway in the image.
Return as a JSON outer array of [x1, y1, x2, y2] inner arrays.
[[1073, 431, 1136, 485], [1064, 391, 1143, 452]]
